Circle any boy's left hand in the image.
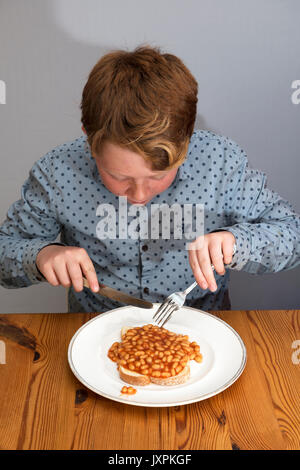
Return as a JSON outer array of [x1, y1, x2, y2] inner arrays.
[[188, 231, 236, 292]]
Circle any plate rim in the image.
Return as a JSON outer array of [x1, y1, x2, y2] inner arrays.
[[67, 305, 247, 407]]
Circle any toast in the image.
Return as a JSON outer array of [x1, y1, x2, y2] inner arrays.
[[118, 362, 190, 386], [108, 324, 202, 387]]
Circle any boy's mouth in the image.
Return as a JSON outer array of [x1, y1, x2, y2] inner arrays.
[[128, 199, 148, 205]]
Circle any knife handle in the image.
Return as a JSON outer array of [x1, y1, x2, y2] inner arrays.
[[82, 277, 103, 290]]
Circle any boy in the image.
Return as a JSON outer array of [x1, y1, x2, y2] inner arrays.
[[0, 45, 299, 313]]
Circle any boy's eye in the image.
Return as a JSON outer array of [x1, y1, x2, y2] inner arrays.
[[110, 174, 129, 181], [150, 174, 165, 180], [109, 173, 164, 181]]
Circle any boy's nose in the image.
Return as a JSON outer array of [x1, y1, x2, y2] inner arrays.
[[128, 183, 147, 203]]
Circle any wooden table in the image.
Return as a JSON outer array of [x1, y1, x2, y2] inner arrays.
[[0, 310, 299, 450]]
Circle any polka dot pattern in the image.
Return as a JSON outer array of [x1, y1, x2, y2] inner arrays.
[[0, 131, 299, 313]]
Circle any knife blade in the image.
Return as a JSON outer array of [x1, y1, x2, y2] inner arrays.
[[82, 278, 153, 309]]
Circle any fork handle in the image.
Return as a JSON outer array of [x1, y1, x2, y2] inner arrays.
[[183, 281, 198, 296]]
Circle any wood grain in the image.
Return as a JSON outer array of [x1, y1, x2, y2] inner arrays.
[[0, 310, 299, 450]]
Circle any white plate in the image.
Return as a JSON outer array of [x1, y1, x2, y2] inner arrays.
[[68, 304, 246, 407]]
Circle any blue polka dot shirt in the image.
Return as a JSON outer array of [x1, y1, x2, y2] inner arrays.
[[0, 130, 299, 312]]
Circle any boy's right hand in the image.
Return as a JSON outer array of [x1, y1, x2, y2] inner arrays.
[[36, 245, 100, 293]]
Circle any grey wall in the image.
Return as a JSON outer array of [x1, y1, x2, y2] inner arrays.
[[0, 0, 299, 313]]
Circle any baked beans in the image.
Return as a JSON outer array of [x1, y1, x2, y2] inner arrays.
[[121, 385, 137, 395], [108, 324, 202, 379]]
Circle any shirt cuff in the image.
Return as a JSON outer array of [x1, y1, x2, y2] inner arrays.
[[22, 241, 66, 283], [209, 226, 251, 271]]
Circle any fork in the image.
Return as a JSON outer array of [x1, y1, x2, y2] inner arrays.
[[152, 281, 198, 327], [153, 244, 236, 327]]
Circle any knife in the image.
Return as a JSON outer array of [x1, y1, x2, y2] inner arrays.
[[82, 278, 153, 309]]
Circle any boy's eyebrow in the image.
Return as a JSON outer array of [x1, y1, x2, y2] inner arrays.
[[105, 168, 167, 178]]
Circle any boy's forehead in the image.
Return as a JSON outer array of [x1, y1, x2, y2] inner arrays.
[[95, 141, 167, 176]]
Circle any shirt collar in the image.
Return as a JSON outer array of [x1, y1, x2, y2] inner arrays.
[[178, 163, 191, 181], [176, 158, 192, 181]]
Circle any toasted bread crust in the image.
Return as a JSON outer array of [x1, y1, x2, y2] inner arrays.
[[119, 365, 151, 386], [121, 326, 131, 339], [150, 364, 190, 385], [119, 364, 190, 386]]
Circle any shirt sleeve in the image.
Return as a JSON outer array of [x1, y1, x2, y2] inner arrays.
[[0, 155, 65, 288], [214, 138, 300, 274]]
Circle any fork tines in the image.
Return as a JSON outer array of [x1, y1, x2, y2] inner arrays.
[[153, 298, 179, 328]]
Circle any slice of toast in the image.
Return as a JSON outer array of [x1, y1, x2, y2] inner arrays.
[[118, 326, 190, 386], [118, 363, 190, 386]]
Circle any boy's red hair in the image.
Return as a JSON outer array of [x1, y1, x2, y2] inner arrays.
[[81, 45, 198, 170]]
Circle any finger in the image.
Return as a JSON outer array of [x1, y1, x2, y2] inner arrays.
[[44, 266, 60, 286], [222, 239, 235, 265], [209, 243, 225, 275], [196, 251, 217, 292], [79, 258, 99, 293], [188, 249, 208, 290], [52, 262, 72, 288], [66, 262, 85, 292]]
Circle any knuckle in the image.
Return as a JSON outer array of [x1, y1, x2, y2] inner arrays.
[[207, 232, 219, 242], [44, 262, 55, 273], [77, 247, 87, 256], [85, 265, 96, 273], [53, 253, 64, 263], [65, 248, 76, 258], [191, 237, 205, 251], [195, 252, 207, 264]]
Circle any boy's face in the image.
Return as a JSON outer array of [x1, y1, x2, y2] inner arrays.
[[94, 141, 178, 205]]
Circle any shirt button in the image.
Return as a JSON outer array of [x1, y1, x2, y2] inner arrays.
[[142, 244, 148, 252], [143, 287, 149, 294]]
